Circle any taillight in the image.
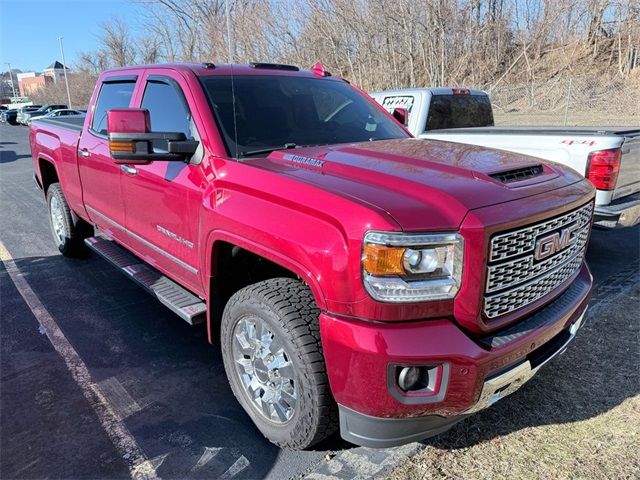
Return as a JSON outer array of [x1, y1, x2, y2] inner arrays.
[[586, 148, 621, 191]]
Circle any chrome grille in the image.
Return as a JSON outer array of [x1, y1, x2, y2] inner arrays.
[[489, 203, 593, 263], [484, 202, 593, 318]]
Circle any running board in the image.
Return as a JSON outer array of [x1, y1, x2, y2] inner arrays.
[[84, 237, 206, 325]]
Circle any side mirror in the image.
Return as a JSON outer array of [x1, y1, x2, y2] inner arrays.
[[107, 108, 199, 164], [392, 107, 409, 127]]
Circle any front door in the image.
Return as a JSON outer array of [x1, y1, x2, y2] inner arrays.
[[121, 72, 205, 295], [78, 77, 137, 244]]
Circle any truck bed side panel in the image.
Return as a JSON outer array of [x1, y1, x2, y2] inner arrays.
[[30, 119, 87, 220], [614, 136, 640, 200]]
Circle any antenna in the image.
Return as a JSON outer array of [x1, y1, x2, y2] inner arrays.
[[225, 0, 239, 158]]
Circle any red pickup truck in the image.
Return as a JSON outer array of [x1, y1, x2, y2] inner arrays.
[[30, 63, 595, 449]]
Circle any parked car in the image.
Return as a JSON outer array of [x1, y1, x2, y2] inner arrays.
[[2, 108, 19, 125], [27, 108, 84, 125], [19, 104, 67, 125], [30, 63, 594, 450], [16, 105, 43, 125], [370, 88, 640, 229]]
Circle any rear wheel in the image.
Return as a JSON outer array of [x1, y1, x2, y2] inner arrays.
[[221, 278, 338, 449], [46, 183, 90, 257]]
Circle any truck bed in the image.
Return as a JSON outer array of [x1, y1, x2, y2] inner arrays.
[[431, 126, 640, 137], [33, 116, 85, 132]]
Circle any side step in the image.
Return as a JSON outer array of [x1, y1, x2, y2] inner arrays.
[[84, 237, 206, 325]]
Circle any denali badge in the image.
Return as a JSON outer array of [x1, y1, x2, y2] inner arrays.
[[157, 225, 194, 249], [534, 223, 580, 261]]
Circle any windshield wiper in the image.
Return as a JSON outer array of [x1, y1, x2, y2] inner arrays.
[[238, 143, 298, 158]]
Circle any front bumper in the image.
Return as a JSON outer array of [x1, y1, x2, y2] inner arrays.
[[593, 193, 640, 229], [321, 263, 592, 448]]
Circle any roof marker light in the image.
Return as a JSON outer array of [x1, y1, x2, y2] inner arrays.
[[311, 62, 332, 77]]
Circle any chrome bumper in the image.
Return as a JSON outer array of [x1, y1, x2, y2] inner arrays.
[[594, 194, 640, 229], [465, 309, 586, 414]]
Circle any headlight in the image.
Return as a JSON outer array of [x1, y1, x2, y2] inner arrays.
[[362, 232, 463, 302]]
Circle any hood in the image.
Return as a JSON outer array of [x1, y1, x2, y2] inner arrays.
[[247, 138, 584, 230]]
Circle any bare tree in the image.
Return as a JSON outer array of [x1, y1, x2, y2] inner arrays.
[[80, 0, 639, 91], [100, 17, 138, 67]]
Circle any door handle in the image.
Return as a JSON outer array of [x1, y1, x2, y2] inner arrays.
[[79, 148, 90, 158], [120, 164, 138, 175]]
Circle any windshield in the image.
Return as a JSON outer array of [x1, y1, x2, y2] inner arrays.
[[201, 75, 408, 157]]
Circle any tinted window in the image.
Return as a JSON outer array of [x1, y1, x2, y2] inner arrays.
[[91, 81, 136, 134], [141, 80, 192, 137], [202, 75, 407, 157], [425, 94, 494, 131]]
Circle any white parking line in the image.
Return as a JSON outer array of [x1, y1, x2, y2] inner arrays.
[[0, 241, 159, 480]]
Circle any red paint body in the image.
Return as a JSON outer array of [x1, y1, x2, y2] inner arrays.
[[29, 64, 595, 422]]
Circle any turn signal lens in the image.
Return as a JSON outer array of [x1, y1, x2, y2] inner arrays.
[[109, 140, 136, 153], [363, 244, 405, 276]]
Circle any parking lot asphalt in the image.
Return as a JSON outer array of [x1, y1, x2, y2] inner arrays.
[[1, 122, 639, 480]]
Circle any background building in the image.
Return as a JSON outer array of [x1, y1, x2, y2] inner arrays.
[[17, 61, 69, 97]]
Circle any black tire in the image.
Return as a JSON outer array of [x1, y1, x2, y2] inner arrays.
[[221, 278, 338, 449], [46, 183, 90, 257]]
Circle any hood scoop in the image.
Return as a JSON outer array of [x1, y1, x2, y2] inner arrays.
[[489, 165, 544, 183]]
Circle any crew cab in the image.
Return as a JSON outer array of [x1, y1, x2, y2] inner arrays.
[[370, 87, 640, 229], [30, 63, 595, 449]]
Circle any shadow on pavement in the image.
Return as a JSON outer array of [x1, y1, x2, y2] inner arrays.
[[1, 254, 289, 478], [0, 150, 31, 164]]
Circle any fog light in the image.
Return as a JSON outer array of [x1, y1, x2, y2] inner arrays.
[[398, 366, 422, 391], [390, 364, 448, 403]]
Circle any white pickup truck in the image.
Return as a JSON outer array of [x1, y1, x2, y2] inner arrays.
[[370, 87, 640, 229]]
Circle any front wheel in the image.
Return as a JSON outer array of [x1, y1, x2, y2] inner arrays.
[[46, 183, 89, 257], [221, 278, 338, 449]]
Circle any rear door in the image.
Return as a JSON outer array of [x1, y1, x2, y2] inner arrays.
[[78, 75, 137, 243], [121, 70, 205, 294]]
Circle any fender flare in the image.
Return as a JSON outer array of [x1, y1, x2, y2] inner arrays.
[[203, 229, 328, 343]]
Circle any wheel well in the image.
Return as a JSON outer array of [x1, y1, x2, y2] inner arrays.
[[39, 158, 58, 194], [209, 242, 299, 338]]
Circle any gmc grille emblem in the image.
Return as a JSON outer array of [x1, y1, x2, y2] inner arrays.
[[534, 223, 581, 261]]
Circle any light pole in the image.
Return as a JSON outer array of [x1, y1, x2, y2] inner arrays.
[[225, 0, 233, 63], [4, 62, 17, 98], [57, 36, 72, 107]]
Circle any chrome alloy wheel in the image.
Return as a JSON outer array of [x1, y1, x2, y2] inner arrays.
[[232, 316, 297, 423], [49, 195, 66, 246]]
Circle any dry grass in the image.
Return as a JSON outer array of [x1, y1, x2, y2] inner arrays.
[[387, 285, 640, 480]]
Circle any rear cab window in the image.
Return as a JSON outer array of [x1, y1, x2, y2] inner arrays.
[[425, 94, 494, 131], [90, 80, 136, 135]]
